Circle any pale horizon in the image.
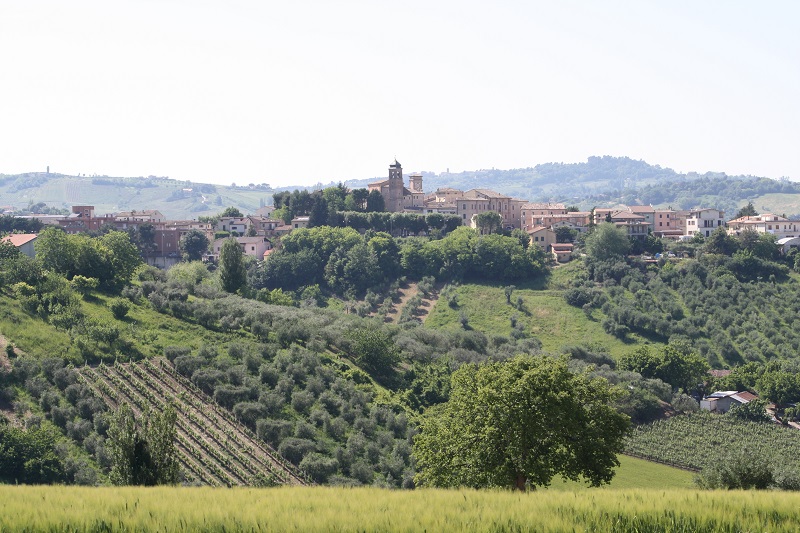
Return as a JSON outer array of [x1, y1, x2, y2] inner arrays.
[[2, 1, 798, 187]]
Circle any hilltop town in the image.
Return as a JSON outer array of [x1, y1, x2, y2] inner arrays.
[[5, 160, 799, 269]]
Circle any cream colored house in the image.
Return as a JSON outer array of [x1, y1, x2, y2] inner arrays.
[[685, 208, 725, 238], [727, 214, 799, 239], [527, 226, 556, 252]]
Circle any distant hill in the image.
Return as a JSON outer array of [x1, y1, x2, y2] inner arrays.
[[0, 172, 276, 220], [349, 156, 800, 217], [3, 157, 800, 219]]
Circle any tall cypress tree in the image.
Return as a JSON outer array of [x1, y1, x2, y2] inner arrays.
[[219, 237, 247, 293]]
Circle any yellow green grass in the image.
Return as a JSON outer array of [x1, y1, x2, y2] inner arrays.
[[425, 282, 662, 358], [548, 455, 695, 490], [3, 485, 800, 532]]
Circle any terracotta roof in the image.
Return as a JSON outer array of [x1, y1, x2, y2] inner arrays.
[[549, 212, 591, 218], [628, 205, 655, 213], [1, 234, 37, 247], [463, 189, 510, 199], [731, 391, 758, 403], [729, 214, 789, 224], [527, 226, 552, 234], [611, 211, 646, 220], [522, 202, 567, 210]]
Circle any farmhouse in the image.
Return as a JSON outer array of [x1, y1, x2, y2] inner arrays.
[[700, 391, 758, 414], [1, 233, 38, 257]]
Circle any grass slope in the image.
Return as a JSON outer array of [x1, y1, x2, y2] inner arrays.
[[548, 455, 695, 491], [4, 486, 800, 532], [425, 266, 663, 359]]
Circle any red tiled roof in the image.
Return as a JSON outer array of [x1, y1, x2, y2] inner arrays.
[[1, 234, 37, 247]]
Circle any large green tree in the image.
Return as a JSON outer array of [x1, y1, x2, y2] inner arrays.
[[179, 229, 210, 262], [218, 237, 247, 293], [413, 355, 629, 490], [474, 211, 502, 235], [583, 222, 630, 260]]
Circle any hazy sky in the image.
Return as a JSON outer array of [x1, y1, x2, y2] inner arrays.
[[2, 1, 798, 187]]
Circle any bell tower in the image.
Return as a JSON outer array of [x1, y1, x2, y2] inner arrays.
[[387, 159, 403, 212]]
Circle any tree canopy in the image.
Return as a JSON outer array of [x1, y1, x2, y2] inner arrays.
[[34, 227, 141, 291], [218, 237, 246, 293], [107, 403, 179, 486], [619, 343, 709, 392], [583, 222, 630, 260], [179, 229, 210, 262], [413, 355, 630, 490]]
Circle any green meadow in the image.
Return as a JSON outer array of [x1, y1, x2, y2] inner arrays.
[[425, 270, 663, 359], [3, 485, 799, 532]]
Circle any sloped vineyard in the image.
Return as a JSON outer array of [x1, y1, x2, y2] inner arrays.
[[77, 358, 307, 486]]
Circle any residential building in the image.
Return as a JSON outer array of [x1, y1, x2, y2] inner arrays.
[[210, 236, 273, 261], [1, 233, 38, 257], [653, 208, 681, 238], [527, 226, 556, 252], [727, 214, 799, 239], [291, 216, 310, 229], [115, 210, 166, 224], [628, 206, 655, 232], [520, 203, 568, 231], [685, 208, 725, 238], [551, 242, 574, 263]]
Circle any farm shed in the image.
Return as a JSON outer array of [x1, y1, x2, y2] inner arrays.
[[700, 391, 758, 414]]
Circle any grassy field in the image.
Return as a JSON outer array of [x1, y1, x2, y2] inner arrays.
[[548, 455, 695, 491], [3, 485, 800, 532], [424, 275, 663, 359], [747, 193, 800, 217]]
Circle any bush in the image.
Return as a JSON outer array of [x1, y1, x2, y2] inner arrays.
[[278, 437, 316, 465], [695, 448, 773, 490], [108, 298, 131, 320], [300, 452, 338, 483]]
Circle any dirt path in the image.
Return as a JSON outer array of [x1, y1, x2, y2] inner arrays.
[[387, 282, 440, 324], [0, 335, 11, 373], [387, 282, 419, 324]]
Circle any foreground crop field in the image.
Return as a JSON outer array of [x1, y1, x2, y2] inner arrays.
[[4, 485, 800, 532]]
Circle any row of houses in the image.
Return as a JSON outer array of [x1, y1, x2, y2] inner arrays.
[[21, 205, 293, 268]]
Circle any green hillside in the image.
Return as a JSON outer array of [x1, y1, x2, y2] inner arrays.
[[425, 279, 644, 359], [0, 173, 273, 219]]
